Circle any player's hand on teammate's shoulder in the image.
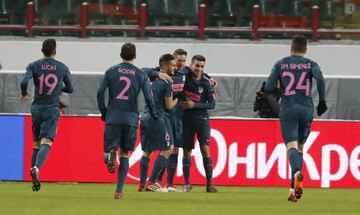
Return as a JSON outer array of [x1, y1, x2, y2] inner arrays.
[[182, 100, 195, 109], [210, 78, 218, 87], [317, 100, 328, 116], [158, 72, 173, 83]]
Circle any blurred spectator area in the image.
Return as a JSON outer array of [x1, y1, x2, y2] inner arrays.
[[1, 1, 360, 34]]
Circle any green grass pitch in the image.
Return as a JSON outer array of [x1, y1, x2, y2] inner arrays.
[[1, 182, 359, 215]]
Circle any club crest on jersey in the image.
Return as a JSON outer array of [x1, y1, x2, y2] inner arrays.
[[182, 75, 186, 82], [198, 87, 203, 93]]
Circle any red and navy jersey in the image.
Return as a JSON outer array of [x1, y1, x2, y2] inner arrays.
[[21, 58, 73, 109], [265, 55, 325, 111], [183, 73, 216, 118], [97, 62, 156, 127]]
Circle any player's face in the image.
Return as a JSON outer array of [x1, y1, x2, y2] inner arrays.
[[175, 55, 187, 71], [166, 60, 176, 76], [190, 60, 205, 79]]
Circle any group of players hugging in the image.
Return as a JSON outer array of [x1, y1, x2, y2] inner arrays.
[[21, 35, 327, 202]]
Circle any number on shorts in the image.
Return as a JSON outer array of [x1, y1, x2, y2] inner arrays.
[[38, 73, 58, 95], [282, 71, 310, 96], [116, 76, 131, 100]]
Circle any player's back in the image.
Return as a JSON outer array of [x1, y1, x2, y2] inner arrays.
[[105, 62, 147, 126], [143, 78, 171, 119], [276, 56, 319, 110], [28, 58, 72, 109]]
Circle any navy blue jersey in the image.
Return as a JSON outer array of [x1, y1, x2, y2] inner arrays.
[[20, 58, 73, 109], [97, 62, 156, 127], [265, 55, 325, 111], [183, 73, 216, 117], [143, 77, 172, 117]]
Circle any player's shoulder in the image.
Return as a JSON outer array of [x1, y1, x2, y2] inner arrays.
[[201, 74, 213, 86]]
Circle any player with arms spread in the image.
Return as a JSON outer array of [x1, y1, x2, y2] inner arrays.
[[265, 35, 327, 202], [97, 43, 158, 199], [20, 38, 73, 192]]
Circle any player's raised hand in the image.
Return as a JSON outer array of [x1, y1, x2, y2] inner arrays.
[[158, 72, 173, 83], [317, 101, 328, 116], [182, 100, 195, 109], [210, 78, 218, 87]]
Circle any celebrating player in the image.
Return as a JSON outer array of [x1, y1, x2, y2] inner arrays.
[[97, 43, 158, 199], [265, 35, 327, 202], [20, 38, 73, 192], [182, 55, 218, 193], [139, 54, 178, 192]]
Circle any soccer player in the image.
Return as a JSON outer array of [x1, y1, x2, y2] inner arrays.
[[97, 43, 158, 199], [139, 54, 178, 192], [265, 35, 327, 202], [20, 38, 74, 192], [182, 55, 218, 193]]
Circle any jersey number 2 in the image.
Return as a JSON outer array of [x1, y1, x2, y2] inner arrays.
[[282, 71, 310, 96], [38, 73, 58, 95], [116, 76, 131, 100]]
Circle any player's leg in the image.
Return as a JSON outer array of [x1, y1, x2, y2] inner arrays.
[[182, 118, 194, 192], [166, 114, 182, 188], [139, 151, 152, 191], [280, 113, 302, 201], [146, 148, 171, 192], [31, 141, 40, 167], [103, 124, 119, 174], [114, 125, 137, 199], [166, 146, 180, 191], [198, 120, 218, 193]]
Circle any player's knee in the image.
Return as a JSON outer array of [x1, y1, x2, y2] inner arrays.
[[160, 150, 171, 159], [298, 143, 304, 152], [172, 147, 179, 154], [33, 141, 40, 149], [286, 141, 298, 150], [142, 151, 152, 158], [40, 137, 53, 146], [183, 150, 192, 159], [120, 150, 130, 157], [200, 145, 210, 157]]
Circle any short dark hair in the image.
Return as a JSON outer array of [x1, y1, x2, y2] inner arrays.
[[173, 49, 187, 56], [291, 35, 307, 53], [191, 55, 206, 63], [41, 38, 56, 57], [159, 54, 175, 67], [120, 43, 136, 61]]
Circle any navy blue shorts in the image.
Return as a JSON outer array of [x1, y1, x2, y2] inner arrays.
[[140, 115, 174, 152], [104, 124, 137, 152], [168, 113, 183, 148], [182, 115, 211, 150], [280, 109, 313, 144], [31, 107, 60, 141]]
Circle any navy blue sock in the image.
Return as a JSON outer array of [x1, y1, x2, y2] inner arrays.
[[140, 156, 150, 185], [182, 157, 191, 185], [157, 166, 165, 182], [203, 157, 213, 186], [116, 157, 129, 193], [31, 149, 39, 167], [166, 154, 178, 185], [35, 144, 51, 169], [299, 152, 304, 171], [288, 148, 300, 188], [149, 155, 167, 182]]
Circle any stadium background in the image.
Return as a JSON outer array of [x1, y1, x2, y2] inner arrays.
[[1, 0, 360, 189]]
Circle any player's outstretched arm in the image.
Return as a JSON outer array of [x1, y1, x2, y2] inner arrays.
[[312, 64, 327, 116]]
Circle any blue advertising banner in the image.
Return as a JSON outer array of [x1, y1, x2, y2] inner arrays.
[[0, 116, 24, 180]]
